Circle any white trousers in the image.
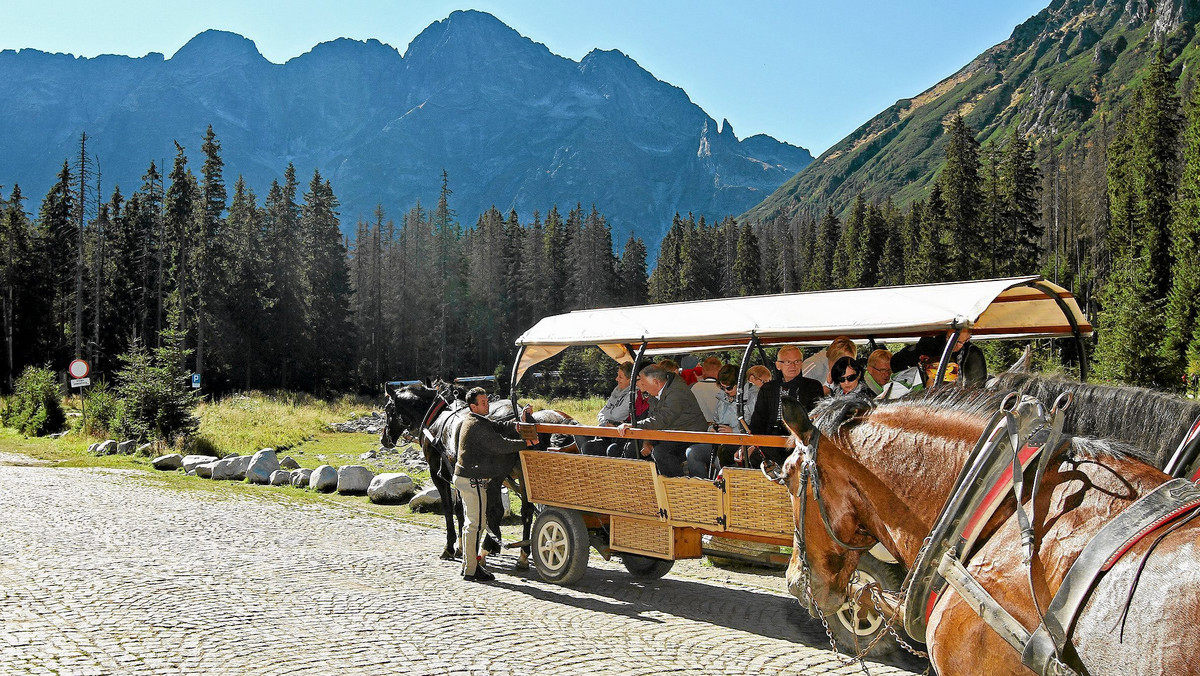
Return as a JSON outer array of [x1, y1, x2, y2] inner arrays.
[[453, 474, 489, 575]]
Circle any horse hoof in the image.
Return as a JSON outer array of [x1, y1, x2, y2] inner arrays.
[[515, 556, 530, 571], [440, 550, 457, 561]]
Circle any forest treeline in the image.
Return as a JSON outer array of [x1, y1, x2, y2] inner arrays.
[[1, 48, 1198, 396]]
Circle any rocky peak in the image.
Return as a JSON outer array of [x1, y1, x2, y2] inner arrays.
[[170, 29, 267, 67]]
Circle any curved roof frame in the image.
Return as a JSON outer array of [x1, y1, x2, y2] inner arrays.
[[510, 276, 1092, 385]]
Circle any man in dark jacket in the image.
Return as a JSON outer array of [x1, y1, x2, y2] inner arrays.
[[749, 345, 825, 465], [616, 364, 708, 477], [453, 387, 528, 582]]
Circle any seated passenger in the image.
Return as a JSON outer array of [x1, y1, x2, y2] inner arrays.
[[803, 336, 857, 394], [689, 356, 724, 423], [749, 345, 825, 466], [746, 364, 773, 394], [582, 361, 633, 456], [685, 365, 760, 476], [891, 328, 986, 386], [615, 365, 709, 477], [830, 356, 868, 397], [863, 349, 893, 396]]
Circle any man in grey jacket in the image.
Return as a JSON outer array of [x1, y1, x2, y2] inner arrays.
[[582, 361, 634, 456], [617, 364, 708, 477], [453, 387, 529, 582]]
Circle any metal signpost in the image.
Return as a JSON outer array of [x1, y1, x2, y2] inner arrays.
[[68, 359, 90, 428]]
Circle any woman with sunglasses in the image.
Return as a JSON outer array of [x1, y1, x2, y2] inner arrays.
[[830, 355, 868, 397]]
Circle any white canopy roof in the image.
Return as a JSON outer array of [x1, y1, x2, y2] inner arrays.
[[512, 276, 1091, 383]]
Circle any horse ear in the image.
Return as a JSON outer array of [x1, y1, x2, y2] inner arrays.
[[384, 382, 397, 399], [424, 376, 433, 388], [780, 396, 814, 445]]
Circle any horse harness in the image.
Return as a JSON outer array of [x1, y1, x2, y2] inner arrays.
[[902, 393, 1200, 676]]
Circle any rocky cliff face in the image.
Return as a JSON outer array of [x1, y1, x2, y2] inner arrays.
[[744, 0, 1199, 224], [0, 10, 812, 246]]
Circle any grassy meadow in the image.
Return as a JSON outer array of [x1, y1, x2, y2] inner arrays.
[[0, 390, 608, 530]]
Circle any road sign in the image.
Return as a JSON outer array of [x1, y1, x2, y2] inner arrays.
[[70, 377, 91, 388], [68, 359, 90, 379], [191, 373, 201, 389]]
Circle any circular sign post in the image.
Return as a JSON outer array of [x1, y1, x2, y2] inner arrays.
[[69, 359, 90, 379]]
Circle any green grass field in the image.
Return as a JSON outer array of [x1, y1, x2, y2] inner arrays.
[[0, 391, 607, 534]]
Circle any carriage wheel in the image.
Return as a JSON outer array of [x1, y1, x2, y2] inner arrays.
[[531, 507, 590, 585], [829, 554, 916, 664], [621, 553, 674, 579]]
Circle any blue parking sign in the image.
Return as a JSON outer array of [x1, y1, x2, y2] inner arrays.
[[191, 373, 201, 389]]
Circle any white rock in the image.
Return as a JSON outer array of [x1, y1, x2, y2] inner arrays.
[[245, 448, 280, 485], [368, 473, 415, 504], [116, 440, 136, 454], [195, 461, 218, 479], [279, 456, 300, 470], [135, 443, 154, 456], [268, 470, 292, 486], [182, 455, 219, 472], [407, 486, 442, 512], [95, 440, 118, 455], [211, 455, 252, 481], [309, 465, 337, 492], [151, 454, 183, 471], [336, 465, 374, 495], [290, 468, 313, 488]]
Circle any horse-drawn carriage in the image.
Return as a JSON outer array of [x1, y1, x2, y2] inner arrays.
[[505, 275, 1100, 659]]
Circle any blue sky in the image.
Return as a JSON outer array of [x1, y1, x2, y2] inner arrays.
[[1, 1, 1049, 155]]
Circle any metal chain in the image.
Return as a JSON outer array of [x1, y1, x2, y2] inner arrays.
[[794, 535, 935, 675]]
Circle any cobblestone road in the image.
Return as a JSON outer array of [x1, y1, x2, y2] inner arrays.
[[0, 460, 923, 675]]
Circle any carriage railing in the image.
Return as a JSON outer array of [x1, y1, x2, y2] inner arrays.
[[515, 422, 792, 448]]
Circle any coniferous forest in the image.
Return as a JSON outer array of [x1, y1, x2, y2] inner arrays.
[[2, 49, 1199, 396]]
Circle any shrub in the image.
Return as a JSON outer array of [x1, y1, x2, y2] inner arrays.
[[114, 321, 200, 444], [2, 366, 65, 436], [80, 380, 122, 437]]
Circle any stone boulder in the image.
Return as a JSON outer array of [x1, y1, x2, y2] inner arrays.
[[368, 473, 416, 505], [116, 440, 136, 454], [211, 455, 252, 481], [269, 470, 292, 486], [94, 439, 118, 455], [408, 486, 442, 512], [182, 455, 219, 473], [309, 465, 337, 492], [136, 443, 155, 456], [290, 468, 313, 488], [195, 461, 219, 479], [336, 465, 374, 495], [279, 455, 300, 470], [151, 454, 183, 471], [246, 448, 279, 485]]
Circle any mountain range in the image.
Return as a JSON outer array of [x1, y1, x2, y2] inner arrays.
[[0, 10, 812, 245], [744, 0, 1200, 224]]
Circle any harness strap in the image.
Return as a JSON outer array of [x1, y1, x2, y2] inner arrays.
[[1021, 478, 1200, 675]]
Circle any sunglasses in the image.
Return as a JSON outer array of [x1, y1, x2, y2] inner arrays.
[[719, 383, 736, 392], [836, 372, 860, 384]]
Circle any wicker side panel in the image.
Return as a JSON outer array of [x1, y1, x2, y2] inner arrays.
[[610, 516, 673, 558], [723, 467, 794, 537], [520, 451, 659, 518], [658, 476, 724, 528]]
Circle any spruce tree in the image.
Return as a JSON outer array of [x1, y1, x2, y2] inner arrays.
[[617, 233, 649, 306], [940, 115, 984, 281], [301, 171, 353, 391], [805, 207, 839, 291], [1164, 83, 1200, 381], [733, 223, 762, 296]]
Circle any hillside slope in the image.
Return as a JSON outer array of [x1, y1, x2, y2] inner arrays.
[[744, 0, 1200, 222]]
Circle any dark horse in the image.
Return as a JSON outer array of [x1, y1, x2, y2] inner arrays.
[[777, 387, 1200, 675], [380, 381, 580, 565]]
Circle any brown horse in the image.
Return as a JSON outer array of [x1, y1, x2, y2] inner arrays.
[[777, 389, 1200, 675]]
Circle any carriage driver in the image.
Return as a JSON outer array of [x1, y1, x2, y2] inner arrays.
[[453, 387, 530, 582]]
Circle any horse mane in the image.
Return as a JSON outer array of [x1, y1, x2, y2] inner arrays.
[[991, 372, 1199, 469], [809, 385, 1157, 467]]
